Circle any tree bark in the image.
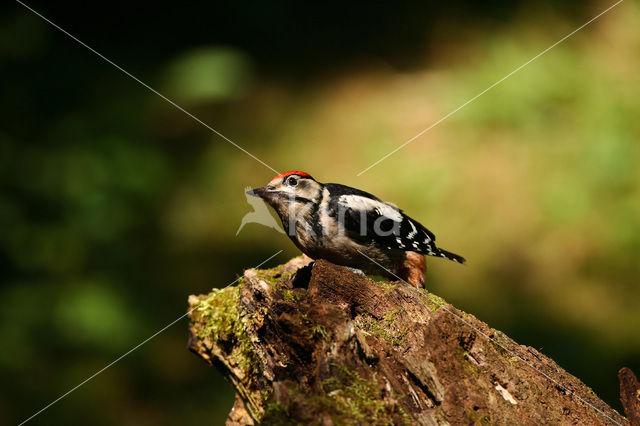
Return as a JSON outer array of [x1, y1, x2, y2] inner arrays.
[[618, 368, 640, 426], [187, 256, 627, 425]]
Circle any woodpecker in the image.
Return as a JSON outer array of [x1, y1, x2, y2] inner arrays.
[[247, 171, 465, 288]]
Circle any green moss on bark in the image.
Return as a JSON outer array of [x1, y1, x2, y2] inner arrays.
[[194, 282, 257, 370], [355, 308, 409, 347], [262, 365, 407, 425], [415, 288, 448, 311], [320, 365, 396, 425]]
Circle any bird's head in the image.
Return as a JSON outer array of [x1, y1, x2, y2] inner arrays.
[[247, 171, 322, 214]]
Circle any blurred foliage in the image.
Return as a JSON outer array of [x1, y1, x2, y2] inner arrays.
[[164, 48, 253, 104], [1, 1, 639, 424]]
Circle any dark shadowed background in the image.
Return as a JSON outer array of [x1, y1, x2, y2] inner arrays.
[[1, 1, 639, 424]]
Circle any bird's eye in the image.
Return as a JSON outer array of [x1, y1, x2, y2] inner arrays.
[[287, 177, 298, 186]]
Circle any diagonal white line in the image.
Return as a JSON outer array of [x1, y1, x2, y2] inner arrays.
[[357, 0, 624, 176], [16, 0, 279, 175], [356, 249, 622, 425], [18, 250, 283, 426]]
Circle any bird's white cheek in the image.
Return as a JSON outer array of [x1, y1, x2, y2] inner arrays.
[[278, 188, 296, 199]]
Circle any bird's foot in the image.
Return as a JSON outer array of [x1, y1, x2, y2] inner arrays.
[[344, 266, 366, 277]]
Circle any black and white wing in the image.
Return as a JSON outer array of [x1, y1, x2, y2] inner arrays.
[[326, 184, 465, 263]]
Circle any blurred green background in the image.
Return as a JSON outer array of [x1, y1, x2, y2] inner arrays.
[[1, 1, 639, 424]]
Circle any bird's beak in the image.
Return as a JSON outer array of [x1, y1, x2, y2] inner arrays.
[[246, 187, 267, 198]]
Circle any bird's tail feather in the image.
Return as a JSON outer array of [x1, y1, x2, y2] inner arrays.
[[434, 247, 466, 264]]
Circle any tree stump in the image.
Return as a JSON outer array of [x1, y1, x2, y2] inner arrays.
[[187, 256, 627, 425]]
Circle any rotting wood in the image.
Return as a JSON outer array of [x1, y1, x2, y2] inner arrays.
[[188, 256, 627, 425]]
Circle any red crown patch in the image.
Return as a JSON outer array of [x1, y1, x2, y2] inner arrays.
[[271, 170, 314, 181]]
